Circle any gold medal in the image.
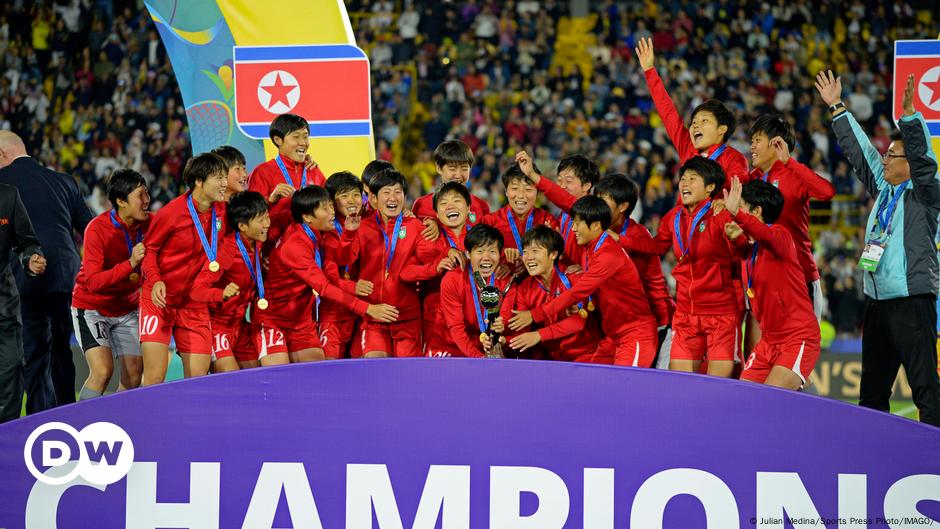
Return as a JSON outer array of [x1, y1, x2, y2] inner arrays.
[[344, 272, 351, 280], [578, 308, 588, 319], [746, 288, 755, 299], [257, 298, 269, 310], [587, 300, 595, 312], [128, 272, 140, 283], [479, 333, 487, 344], [209, 260, 220, 272]]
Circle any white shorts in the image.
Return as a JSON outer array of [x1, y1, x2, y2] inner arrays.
[[72, 308, 141, 357]]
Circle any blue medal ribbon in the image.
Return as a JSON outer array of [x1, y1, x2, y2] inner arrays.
[[747, 242, 759, 293], [559, 212, 573, 241], [301, 224, 324, 315], [333, 218, 349, 276], [674, 201, 712, 259], [874, 181, 909, 239], [275, 155, 307, 188], [109, 210, 142, 261], [186, 195, 219, 266], [708, 144, 728, 161], [235, 233, 264, 300], [442, 224, 469, 250], [619, 218, 632, 238], [376, 213, 404, 276], [506, 209, 534, 251], [555, 265, 584, 312], [469, 265, 495, 335], [581, 233, 608, 311], [584, 232, 609, 271], [761, 169, 771, 183]]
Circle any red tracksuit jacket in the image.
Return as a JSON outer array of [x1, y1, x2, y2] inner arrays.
[[749, 158, 835, 283], [317, 218, 364, 324], [613, 219, 676, 327], [623, 201, 741, 315], [73, 211, 150, 317], [439, 268, 515, 358], [479, 206, 559, 250], [412, 192, 490, 224], [408, 224, 471, 352], [141, 192, 226, 308], [733, 210, 820, 344], [190, 234, 260, 328], [248, 156, 326, 238]]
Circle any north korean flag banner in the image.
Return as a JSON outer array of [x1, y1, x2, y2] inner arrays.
[[233, 44, 372, 140], [894, 40, 940, 136]]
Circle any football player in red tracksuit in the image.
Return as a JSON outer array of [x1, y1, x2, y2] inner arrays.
[[506, 226, 607, 362], [247, 113, 327, 240], [621, 157, 744, 377], [635, 37, 749, 189], [439, 225, 513, 358], [479, 163, 559, 269], [320, 171, 371, 359], [260, 186, 398, 362], [212, 145, 249, 201], [338, 169, 451, 357], [140, 153, 228, 384], [190, 192, 280, 370], [509, 195, 659, 367], [72, 169, 150, 398], [412, 140, 491, 224], [722, 178, 821, 389]]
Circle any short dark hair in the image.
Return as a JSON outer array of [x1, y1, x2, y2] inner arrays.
[[210, 145, 246, 170], [748, 114, 795, 152], [571, 195, 612, 231], [367, 168, 408, 196], [501, 163, 535, 188], [521, 225, 564, 262], [226, 191, 268, 230], [465, 224, 504, 252], [291, 185, 332, 223], [362, 159, 395, 187], [326, 171, 364, 198], [678, 157, 726, 198], [741, 179, 785, 224], [433, 181, 472, 211], [593, 174, 639, 216], [433, 140, 474, 168], [183, 153, 227, 189], [557, 154, 600, 187], [690, 99, 736, 143], [108, 168, 147, 206], [269, 113, 308, 144]]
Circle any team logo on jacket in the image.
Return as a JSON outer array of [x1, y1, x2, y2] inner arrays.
[[698, 221, 706, 232], [469, 213, 477, 224], [398, 228, 407, 239], [233, 44, 372, 140], [772, 180, 780, 187]]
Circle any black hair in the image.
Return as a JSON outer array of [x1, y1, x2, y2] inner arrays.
[[741, 179, 785, 224], [557, 154, 600, 187], [500, 163, 536, 188], [226, 191, 268, 230], [690, 99, 736, 143], [183, 153, 227, 189], [571, 195, 612, 231], [269, 113, 308, 144], [107, 168, 147, 206], [433, 181, 472, 211], [210, 145, 246, 170], [291, 185, 332, 223], [521, 225, 564, 262], [678, 157, 726, 198], [465, 224, 504, 252], [748, 114, 795, 152], [325, 171, 364, 198], [362, 159, 395, 187], [593, 173, 639, 216], [433, 140, 475, 168], [367, 168, 408, 196]]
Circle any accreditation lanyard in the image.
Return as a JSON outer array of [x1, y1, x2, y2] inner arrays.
[[873, 181, 909, 241], [186, 195, 219, 267], [708, 144, 728, 161], [376, 213, 404, 277], [109, 210, 142, 260], [674, 201, 711, 260], [507, 209, 534, 252], [469, 266, 495, 335], [275, 155, 306, 188], [235, 233, 264, 301]]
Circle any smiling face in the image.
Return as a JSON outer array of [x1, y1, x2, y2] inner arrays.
[[117, 184, 151, 223], [572, 217, 603, 245], [595, 192, 628, 226], [882, 140, 911, 185], [749, 132, 776, 172], [198, 170, 228, 203], [239, 211, 271, 243], [522, 242, 556, 279], [302, 200, 336, 231], [436, 190, 470, 229], [274, 128, 309, 164], [334, 189, 363, 218], [557, 168, 592, 199], [469, 241, 501, 278], [689, 110, 728, 151], [376, 184, 405, 220], [678, 170, 714, 208], [505, 177, 537, 217], [225, 163, 248, 195], [438, 162, 471, 185]]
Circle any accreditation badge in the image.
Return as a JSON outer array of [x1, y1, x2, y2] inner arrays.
[[857, 241, 886, 272]]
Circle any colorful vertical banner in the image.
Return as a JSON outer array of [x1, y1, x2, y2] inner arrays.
[[145, 0, 374, 174]]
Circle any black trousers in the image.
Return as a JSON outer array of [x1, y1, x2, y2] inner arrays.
[[0, 318, 24, 423], [21, 292, 74, 413], [860, 294, 940, 427]]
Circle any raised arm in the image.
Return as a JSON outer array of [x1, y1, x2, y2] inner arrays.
[[897, 75, 940, 208], [637, 38, 697, 160]]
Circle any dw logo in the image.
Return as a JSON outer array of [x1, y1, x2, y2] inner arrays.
[[23, 421, 134, 486]]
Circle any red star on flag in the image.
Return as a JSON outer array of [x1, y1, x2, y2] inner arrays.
[[923, 76, 940, 107], [261, 73, 297, 109]]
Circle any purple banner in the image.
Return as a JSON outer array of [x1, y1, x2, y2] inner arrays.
[[2, 359, 939, 529]]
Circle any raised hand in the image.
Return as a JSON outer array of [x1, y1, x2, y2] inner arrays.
[[902, 74, 915, 116], [514, 150, 540, 183], [771, 136, 791, 165], [723, 177, 743, 216], [303, 153, 318, 170], [814, 70, 843, 107], [344, 214, 361, 232], [268, 183, 295, 204], [129, 242, 146, 268], [635, 37, 655, 71]]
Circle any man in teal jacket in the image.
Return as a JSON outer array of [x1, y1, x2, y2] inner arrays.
[[817, 70, 940, 427]]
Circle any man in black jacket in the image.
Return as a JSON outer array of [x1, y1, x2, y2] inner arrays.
[[0, 131, 92, 412], [0, 183, 46, 422]]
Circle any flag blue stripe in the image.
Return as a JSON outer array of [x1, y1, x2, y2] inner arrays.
[[234, 45, 366, 62], [895, 40, 940, 56], [238, 121, 371, 139]]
